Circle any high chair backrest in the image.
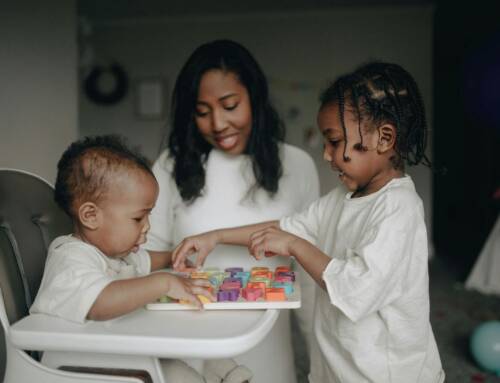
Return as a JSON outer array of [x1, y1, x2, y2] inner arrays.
[[0, 224, 27, 325], [0, 234, 13, 381], [0, 169, 71, 381], [0, 229, 29, 381], [0, 169, 150, 383], [0, 168, 72, 319]]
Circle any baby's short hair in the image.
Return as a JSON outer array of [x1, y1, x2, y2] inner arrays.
[[54, 135, 154, 218]]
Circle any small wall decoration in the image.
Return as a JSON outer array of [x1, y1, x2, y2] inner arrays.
[[83, 63, 129, 106], [135, 77, 166, 120]]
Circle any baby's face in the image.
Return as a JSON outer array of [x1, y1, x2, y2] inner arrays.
[[94, 170, 159, 258]]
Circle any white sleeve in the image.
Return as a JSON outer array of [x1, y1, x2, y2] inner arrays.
[[323, 195, 425, 322], [30, 244, 113, 323], [280, 194, 328, 245], [145, 151, 179, 251]]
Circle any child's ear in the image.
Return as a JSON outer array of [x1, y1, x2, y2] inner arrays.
[[78, 202, 101, 230], [376, 123, 397, 153]]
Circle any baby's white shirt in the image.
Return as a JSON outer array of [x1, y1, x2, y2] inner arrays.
[[30, 235, 151, 323]]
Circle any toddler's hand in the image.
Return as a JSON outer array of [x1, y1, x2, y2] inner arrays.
[[172, 231, 218, 270], [248, 227, 298, 260], [164, 273, 216, 309]]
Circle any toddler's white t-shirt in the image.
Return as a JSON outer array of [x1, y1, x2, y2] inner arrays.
[[281, 176, 445, 383]]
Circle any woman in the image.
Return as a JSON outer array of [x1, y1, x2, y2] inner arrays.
[[145, 39, 319, 383]]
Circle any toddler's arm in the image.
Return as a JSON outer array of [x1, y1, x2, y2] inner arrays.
[[87, 272, 214, 321], [172, 220, 279, 269], [248, 226, 331, 290]]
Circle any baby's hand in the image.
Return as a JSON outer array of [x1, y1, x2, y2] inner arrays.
[[164, 274, 215, 309], [172, 231, 219, 270], [248, 227, 298, 260]]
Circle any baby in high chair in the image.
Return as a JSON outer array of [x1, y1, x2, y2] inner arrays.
[[30, 134, 251, 383]]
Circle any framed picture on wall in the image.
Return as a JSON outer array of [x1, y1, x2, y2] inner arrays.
[[135, 77, 166, 120]]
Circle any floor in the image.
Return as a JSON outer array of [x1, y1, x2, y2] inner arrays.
[[429, 257, 500, 383], [291, 256, 500, 382]]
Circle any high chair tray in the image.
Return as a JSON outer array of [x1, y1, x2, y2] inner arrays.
[[10, 308, 279, 359]]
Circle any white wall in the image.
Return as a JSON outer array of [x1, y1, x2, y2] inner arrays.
[[80, 6, 433, 236], [0, 0, 77, 378], [0, 0, 78, 184]]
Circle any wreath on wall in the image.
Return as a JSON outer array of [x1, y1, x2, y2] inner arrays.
[[83, 63, 129, 105]]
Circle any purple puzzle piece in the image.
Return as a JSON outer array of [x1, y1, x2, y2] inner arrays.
[[275, 271, 295, 281], [217, 288, 240, 302]]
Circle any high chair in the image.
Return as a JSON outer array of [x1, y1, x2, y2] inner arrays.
[[0, 168, 151, 382], [0, 168, 279, 383]]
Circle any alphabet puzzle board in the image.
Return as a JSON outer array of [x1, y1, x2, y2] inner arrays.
[[146, 266, 301, 311]]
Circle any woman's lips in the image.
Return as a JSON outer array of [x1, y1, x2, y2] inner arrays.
[[216, 134, 238, 150]]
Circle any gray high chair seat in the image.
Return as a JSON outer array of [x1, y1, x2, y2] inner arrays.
[[0, 168, 151, 383], [0, 169, 72, 316]]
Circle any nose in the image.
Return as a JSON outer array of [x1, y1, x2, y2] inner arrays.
[[142, 216, 151, 234], [323, 144, 333, 162], [211, 108, 226, 132]]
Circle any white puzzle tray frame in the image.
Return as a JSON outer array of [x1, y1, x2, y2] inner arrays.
[[146, 274, 301, 311]]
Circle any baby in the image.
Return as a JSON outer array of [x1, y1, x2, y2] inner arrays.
[[31, 135, 213, 322], [30, 135, 252, 382]]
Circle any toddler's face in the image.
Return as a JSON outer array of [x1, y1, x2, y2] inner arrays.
[[318, 103, 392, 197], [95, 170, 159, 258], [194, 69, 252, 155]]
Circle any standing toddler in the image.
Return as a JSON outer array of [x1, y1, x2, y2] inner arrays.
[[172, 62, 445, 382]]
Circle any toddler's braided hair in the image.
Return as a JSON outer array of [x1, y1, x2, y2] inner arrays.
[[320, 61, 431, 170]]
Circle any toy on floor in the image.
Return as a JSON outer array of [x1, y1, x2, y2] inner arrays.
[[470, 320, 500, 375], [146, 266, 301, 310]]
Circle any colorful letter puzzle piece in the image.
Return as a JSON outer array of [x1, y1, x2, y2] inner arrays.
[[149, 265, 300, 310]]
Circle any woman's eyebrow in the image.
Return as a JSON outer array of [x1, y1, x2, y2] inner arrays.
[[196, 93, 237, 105], [219, 93, 238, 101]]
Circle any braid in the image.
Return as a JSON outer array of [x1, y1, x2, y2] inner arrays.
[[320, 61, 431, 170], [404, 74, 431, 167], [350, 75, 367, 152], [336, 80, 350, 162], [380, 69, 405, 168]]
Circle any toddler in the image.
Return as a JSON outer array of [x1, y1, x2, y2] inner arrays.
[[172, 62, 446, 383], [31, 135, 251, 383]]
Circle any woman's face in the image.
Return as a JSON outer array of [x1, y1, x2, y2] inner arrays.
[[194, 69, 252, 155]]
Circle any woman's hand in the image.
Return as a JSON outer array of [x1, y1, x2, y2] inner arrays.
[[248, 226, 300, 260], [172, 231, 219, 270], [163, 273, 216, 309]]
